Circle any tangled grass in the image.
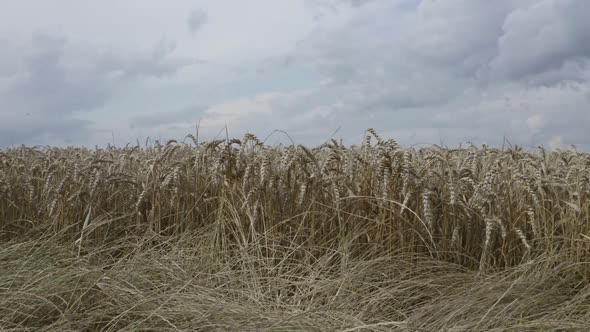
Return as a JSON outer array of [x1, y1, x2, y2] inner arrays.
[[1, 129, 589, 331]]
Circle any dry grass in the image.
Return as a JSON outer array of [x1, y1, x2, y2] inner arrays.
[[1, 130, 590, 331]]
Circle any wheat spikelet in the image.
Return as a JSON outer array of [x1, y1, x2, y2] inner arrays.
[[514, 227, 531, 251], [279, 146, 295, 173], [24, 174, 35, 204], [376, 148, 388, 178], [332, 179, 341, 207], [322, 148, 340, 176], [480, 218, 496, 271], [422, 189, 434, 230], [55, 175, 70, 194], [343, 150, 357, 181], [297, 183, 307, 208], [402, 150, 412, 196], [72, 162, 81, 182], [526, 207, 538, 238], [241, 187, 259, 210], [158, 144, 180, 163], [240, 133, 260, 152], [259, 155, 270, 186], [242, 162, 255, 192], [448, 181, 457, 206], [162, 166, 179, 188], [382, 166, 390, 200], [42, 169, 55, 198], [185, 134, 198, 146], [450, 225, 460, 249], [136, 188, 148, 214], [0, 176, 9, 196], [496, 217, 507, 240], [89, 170, 101, 199], [298, 145, 316, 164], [365, 128, 382, 145], [48, 197, 58, 217], [401, 191, 412, 214]]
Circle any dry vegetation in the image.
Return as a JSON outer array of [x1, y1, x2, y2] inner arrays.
[[1, 129, 590, 331]]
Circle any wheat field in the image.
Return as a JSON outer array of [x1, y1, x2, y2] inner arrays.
[[1, 129, 590, 331]]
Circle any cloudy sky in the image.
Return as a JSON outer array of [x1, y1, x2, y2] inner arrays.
[[1, 0, 589, 149]]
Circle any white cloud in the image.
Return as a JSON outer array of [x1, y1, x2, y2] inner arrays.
[[201, 94, 275, 127], [526, 114, 544, 130], [549, 135, 564, 150]]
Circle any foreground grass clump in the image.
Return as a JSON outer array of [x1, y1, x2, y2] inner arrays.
[[1, 129, 590, 330], [3, 233, 590, 331]]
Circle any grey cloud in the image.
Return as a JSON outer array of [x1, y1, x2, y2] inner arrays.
[[97, 38, 200, 79], [0, 38, 21, 78], [523, 58, 590, 86], [3, 1, 588, 151], [261, 83, 590, 150], [277, 0, 503, 114], [0, 117, 92, 147], [188, 9, 208, 34], [346, 0, 376, 7], [0, 34, 110, 146], [9, 34, 109, 116], [489, 0, 590, 83], [0, 33, 199, 147], [245, 0, 590, 149], [301, 0, 590, 88]]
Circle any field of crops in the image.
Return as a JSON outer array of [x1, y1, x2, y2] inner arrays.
[[1, 129, 590, 331]]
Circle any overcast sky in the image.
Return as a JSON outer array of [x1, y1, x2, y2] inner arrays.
[[1, 0, 589, 149]]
